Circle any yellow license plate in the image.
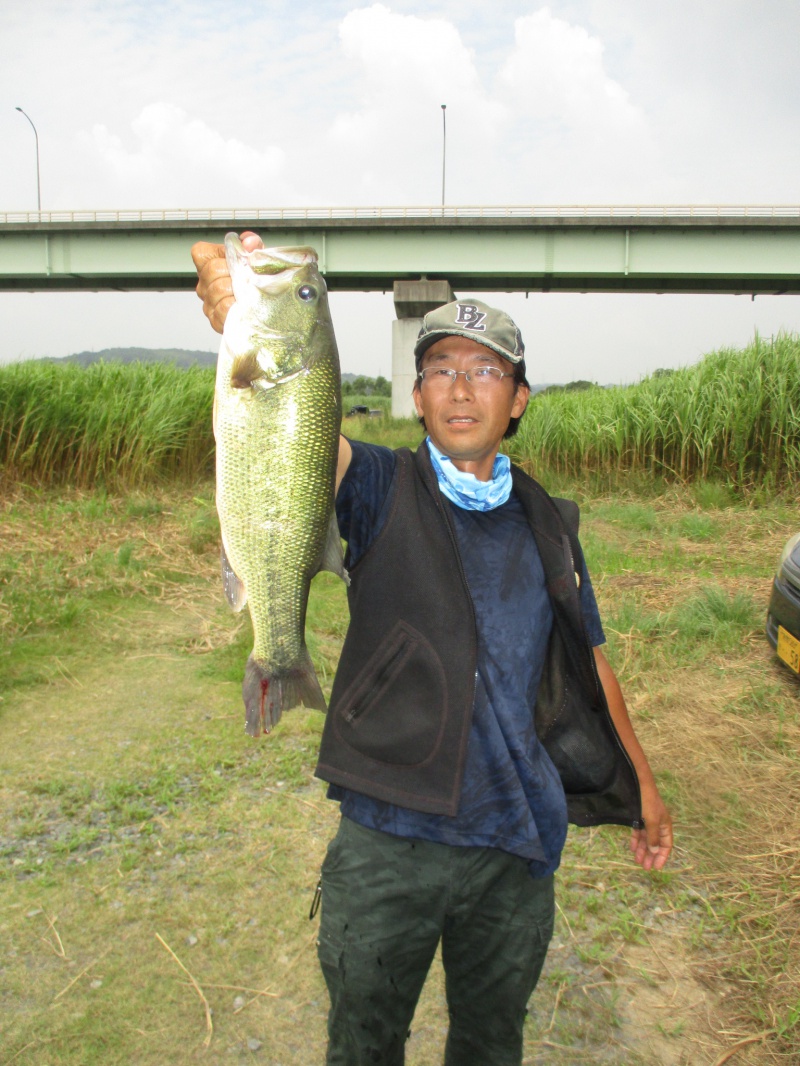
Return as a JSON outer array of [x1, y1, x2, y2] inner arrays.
[[777, 625, 800, 674]]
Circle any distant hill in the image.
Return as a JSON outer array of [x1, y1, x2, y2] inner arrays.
[[42, 351, 556, 390], [52, 347, 217, 369], [48, 353, 376, 380]]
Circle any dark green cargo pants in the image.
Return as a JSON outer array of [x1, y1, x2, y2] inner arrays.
[[317, 817, 555, 1066]]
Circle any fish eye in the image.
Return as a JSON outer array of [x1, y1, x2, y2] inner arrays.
[[297, 285, 317, 302]]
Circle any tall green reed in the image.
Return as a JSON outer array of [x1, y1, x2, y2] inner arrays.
[[509, 333, 800, 490], [0, 360, 215, 488], [2, 334, 798, 491]]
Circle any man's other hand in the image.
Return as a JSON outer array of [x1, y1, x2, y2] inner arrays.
[[630, 785, 673, 872], [190, 231, 263, 334]]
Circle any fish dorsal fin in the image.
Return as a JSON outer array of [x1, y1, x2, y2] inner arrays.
[[318, 511, 350, 586], [221, 544, 248, 611]]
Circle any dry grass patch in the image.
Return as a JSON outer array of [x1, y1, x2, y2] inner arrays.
[[643, 662, 800, 1063], [577, 487, 799, 1062]]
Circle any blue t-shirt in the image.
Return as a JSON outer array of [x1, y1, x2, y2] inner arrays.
[[330, 440, 605, 877]]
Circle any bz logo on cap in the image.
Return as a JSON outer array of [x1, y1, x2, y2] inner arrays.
[[454, 304, 487, 331]]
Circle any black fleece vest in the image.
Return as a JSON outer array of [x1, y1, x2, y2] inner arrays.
[[315, 446, 642, 828]]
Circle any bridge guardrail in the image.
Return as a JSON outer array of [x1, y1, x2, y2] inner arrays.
[[2, 204, 800, 225]]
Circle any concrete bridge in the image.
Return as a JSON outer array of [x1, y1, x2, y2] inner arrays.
[[3, 204, 800, 415]]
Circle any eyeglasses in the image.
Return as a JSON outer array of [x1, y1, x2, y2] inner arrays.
[[417, 366, 513, 388]]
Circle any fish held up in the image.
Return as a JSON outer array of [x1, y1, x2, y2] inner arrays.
[[213, 233, 347, 737]]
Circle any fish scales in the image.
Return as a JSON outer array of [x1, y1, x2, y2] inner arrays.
[[214, 235, 346, 736], [217, 363, 336, 662]]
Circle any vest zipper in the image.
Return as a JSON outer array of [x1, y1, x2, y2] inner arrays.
[[434, 496, 478, 663]]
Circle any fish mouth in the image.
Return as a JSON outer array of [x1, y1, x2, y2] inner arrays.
[[249, 256, 320, 298], [248, 246, 317, 274], [225, 234, 319, 292]]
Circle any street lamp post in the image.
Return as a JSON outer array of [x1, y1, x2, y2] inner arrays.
[[441, 104, 447, 211], [15, 106, 41, 212]]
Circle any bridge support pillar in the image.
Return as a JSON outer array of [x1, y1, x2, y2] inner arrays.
[[391, 280, 454, 418]]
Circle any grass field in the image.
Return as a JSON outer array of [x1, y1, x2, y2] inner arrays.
[[2, 465, 799, 1064]]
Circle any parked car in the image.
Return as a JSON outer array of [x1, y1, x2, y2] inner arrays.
[[766, 532, 800, 676], [346, 405, 384, 418]]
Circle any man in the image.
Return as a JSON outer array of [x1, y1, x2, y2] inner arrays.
[[192, 234, 673, 1066]]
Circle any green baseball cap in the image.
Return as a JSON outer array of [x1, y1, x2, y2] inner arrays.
[[414, 299, 526, 369]]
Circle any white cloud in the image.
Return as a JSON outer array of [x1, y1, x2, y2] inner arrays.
[[482, 7, 659, 202], [315, 4, 657, 204], [324, 4, 506, 203], [498, 8, 646, 137], [337, 3, 486, 104], [80, 103, 285, 206]]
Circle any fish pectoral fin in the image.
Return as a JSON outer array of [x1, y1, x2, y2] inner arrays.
[[221, 545, 248, 611], [318, 511, 350, 586], [230, 352, 265, 390]]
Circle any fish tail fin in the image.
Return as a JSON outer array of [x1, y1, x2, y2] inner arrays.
[[319, 511, 350, 586], [243, 650, 327, 737]]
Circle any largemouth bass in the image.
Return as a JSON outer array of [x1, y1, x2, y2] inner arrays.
[[214, 233, 345, 736]]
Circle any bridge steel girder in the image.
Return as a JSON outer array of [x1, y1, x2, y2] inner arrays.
[[1, 213, 800, 295]]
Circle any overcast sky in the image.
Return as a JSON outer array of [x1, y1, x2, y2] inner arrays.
[[3, 0, 800, 382]]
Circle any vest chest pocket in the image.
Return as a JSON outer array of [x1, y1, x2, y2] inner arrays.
[[333, 620, 448, 767]]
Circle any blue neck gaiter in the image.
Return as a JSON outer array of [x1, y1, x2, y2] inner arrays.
[[426, 437, 513, 511]]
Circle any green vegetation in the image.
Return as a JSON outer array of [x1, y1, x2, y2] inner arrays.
[[343, 406, 423, 451], [341, 373, 391, 397], [536, 378, 599, 395], [0, 360, 215, 488], [342, 394, 391, 416], [3, 334, 798, 493], [57, 347, 217, 369], [509, 332, 800, 490]]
